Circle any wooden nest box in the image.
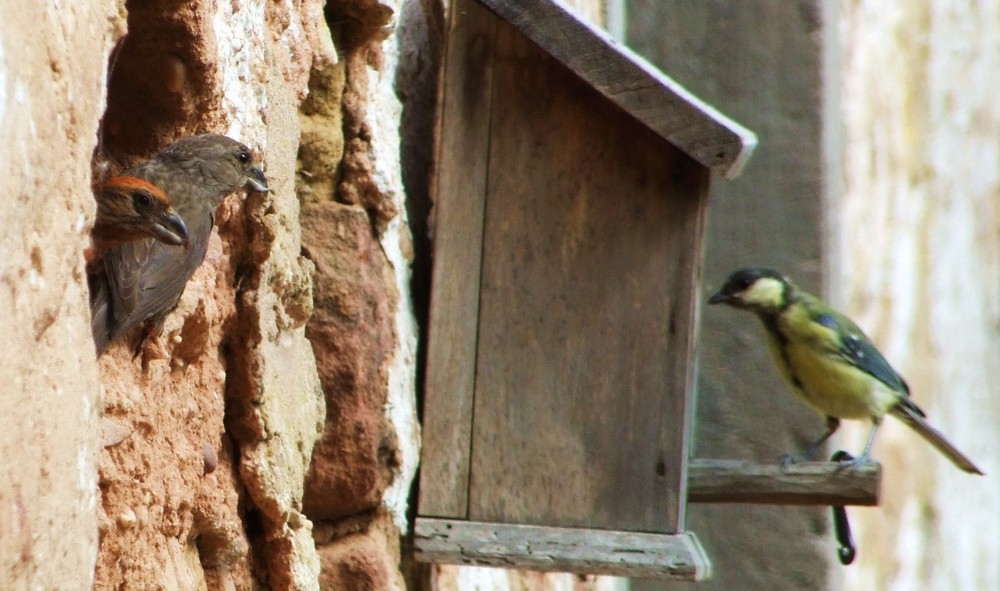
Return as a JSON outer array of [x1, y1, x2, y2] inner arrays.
[[415, 0, 757, 581]]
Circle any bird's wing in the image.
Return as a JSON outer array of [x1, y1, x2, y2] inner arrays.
[[809, 307, 911, 396], [104, 237, 152, 321], [104, 234, 207, 339]]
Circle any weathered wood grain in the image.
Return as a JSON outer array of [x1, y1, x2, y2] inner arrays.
[[626, 4, 831, 591], [418, 0, 497, 519], [413, 518, 712, 581], [474, 0, 757, 178], [687, 459, 881, 506], [466, 19, 709, 533]]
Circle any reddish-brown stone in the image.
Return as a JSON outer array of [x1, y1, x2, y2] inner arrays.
[[302, 201, 399, 521], [316, 518, 403, 591]]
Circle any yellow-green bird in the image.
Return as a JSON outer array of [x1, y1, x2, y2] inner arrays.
[[709, 267, 982, 475]]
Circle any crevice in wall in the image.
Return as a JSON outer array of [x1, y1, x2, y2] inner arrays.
[[92, 2, 258, 588], [393, 7, 444, 588], [395, 0, 445, 430], [99, 0, 218, 167], [298, 2, 418, 590]]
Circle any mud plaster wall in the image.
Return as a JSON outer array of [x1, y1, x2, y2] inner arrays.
[[1, 0, 427, 589]]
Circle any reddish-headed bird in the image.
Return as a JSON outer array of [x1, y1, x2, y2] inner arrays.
[[90, 176, 189, 263]]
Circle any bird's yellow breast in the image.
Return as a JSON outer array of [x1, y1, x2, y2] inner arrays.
[[764, 305, 900, 420]]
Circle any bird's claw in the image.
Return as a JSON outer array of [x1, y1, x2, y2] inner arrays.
[[131, 325, 167, 368], [780, 453, 810, 469], [833, 454, 872, 471]]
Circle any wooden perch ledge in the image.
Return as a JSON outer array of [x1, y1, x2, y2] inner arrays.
[[687, 459, 881, 506], [411, 461, 877, 580], [413, 518, 711, 581]]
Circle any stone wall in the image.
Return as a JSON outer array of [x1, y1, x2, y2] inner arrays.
[[838, 2, 999, 589], [1, 0, 428, 588]]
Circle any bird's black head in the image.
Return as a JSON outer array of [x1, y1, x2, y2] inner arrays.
[[708, 267, 791, 313]]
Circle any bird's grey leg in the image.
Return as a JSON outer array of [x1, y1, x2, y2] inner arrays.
[[782, 416, 840, 466], [835, 421, 880, 469]]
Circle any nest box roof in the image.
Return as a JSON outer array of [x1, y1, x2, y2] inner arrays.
[[475, 0, 758, 178]]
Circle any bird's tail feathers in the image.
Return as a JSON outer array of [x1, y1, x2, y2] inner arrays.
[[891, 403, 983, 475], [89, 274, 112, 354]]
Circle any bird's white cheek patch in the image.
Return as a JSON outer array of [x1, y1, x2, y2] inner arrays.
[[744, 277, 785, 306]]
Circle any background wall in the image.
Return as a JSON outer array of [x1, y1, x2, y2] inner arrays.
[[628, 1, 1000, 590], [837, 2, 999, 589], [3, 0, 996, 589]]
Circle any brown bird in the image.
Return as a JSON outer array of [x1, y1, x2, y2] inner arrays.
[[91, 134, 268, 353], [89, 176, 189, 265]]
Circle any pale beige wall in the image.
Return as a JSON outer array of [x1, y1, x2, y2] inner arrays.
[[560, 0, 604, 26], [0, 2, 117, 587], [838, 2, 1000, 589]]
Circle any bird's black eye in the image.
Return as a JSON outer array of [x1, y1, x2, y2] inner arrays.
[[132, 191, 152, 209], [237, 150, 251, 164]]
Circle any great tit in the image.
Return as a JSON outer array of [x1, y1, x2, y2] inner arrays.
[[709, 267, 982, 475]]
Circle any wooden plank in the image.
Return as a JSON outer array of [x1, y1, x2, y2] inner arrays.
[[413, 518, 712, 581], [629, 4, 833, 591], [468, 20, 709, 533], [671, 170, 711, 532], [473, 0, 757, 178], [687, 459, 881, 506], [418, 0, 497, 519]]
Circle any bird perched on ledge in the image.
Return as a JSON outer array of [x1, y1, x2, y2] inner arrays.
[[91, 134, 269, 353], [709, 267, 982, 475], [89, 176, 189, 265]]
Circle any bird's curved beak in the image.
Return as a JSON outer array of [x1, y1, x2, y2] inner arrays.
[[152, 212, 190, 247], [246, 167, 269, 193], [708, 291, 730, 305]]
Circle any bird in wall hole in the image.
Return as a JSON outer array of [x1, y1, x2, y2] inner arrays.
[[90, 134, 269, 355]]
